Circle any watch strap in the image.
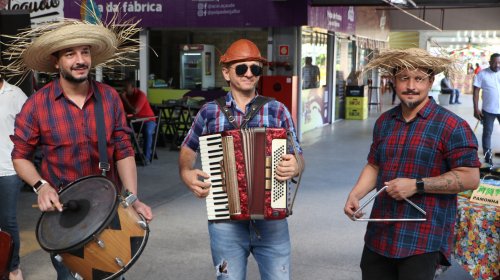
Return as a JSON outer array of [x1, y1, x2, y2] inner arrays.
[[416, 178, 425, 194], [33, 179, 48, 194]]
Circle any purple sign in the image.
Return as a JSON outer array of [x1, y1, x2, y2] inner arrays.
[[62, 0, 308, 28], [308, 6, 356, 35]]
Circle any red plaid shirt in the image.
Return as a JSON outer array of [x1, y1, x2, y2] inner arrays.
[[11, 79, 134, 189]]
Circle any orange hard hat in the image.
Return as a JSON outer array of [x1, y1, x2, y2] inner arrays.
[[219, 39, 267, 64]]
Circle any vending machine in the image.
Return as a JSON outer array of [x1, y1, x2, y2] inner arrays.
[[179, 44, 215, 90]]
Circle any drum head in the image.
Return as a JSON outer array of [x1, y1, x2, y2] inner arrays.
[[36, 176, 118, 252]]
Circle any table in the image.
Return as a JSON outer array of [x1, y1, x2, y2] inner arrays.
[[152, 98, 201, 150], [454, 195, 499, 280]]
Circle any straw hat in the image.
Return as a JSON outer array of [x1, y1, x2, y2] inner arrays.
[[363, 48, 454, 76], [1, 16, 140, 80], [23, 21, 118, 73]]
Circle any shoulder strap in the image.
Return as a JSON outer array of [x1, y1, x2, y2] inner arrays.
[[215, 96, 239, 129], [240, 96, 273, 128], [215, 95, 274, 129], [93, 83, 110, 175]]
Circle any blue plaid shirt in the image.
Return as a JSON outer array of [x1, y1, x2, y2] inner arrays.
[[182, 92, 302, 154], [365, 97, 480, 264]]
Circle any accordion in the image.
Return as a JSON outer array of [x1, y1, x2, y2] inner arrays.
[[199, 127, 291, 221]]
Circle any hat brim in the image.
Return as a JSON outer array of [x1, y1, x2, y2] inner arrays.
[[23, 23, 117, 73], [364, 48, 453, 76]]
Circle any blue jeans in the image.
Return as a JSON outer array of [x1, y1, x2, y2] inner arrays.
[[448, 89, 460, 104], [482, 110, 500, 152], [0, 175, 23, 272], [51, 253, 125, 280], [208, 220, 291, 280], [142, 121, 156, 162]]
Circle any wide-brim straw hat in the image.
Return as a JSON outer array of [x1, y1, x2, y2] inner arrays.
[[23, 22, 118, 73], [1, 16, 140, 80], [363, 48, 454, 76]]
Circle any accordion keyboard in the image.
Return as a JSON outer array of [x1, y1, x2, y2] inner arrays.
[[199, 134, 230, 220]]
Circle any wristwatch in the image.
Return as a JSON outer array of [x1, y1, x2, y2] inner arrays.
[[416, 178, 425, 194], [32, 179, 48, 194]]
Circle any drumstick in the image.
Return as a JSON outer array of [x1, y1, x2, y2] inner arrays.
[[473, 120, 480, 132], [31, 200, 79, 211]]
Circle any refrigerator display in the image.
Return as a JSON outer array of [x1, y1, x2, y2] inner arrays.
[[180, 44, 215, 89]]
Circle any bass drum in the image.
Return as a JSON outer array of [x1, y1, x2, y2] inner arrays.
[[36, 175, 149, 280]]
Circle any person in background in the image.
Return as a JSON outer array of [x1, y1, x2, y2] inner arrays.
[[467, 63, 474, 75], [119, 78, 157, 164], [179, 39, 304, 280], [344, 48, 480, 280], [0, 74, 27, 280], [474, 63, 482, 75], [440, 73, 461, 104], [302, 56, 320, 89], [5, 18, 153, 280], [473, 53, 500, 166]]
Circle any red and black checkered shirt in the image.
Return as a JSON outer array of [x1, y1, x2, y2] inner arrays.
[[11, 79, 134, 189], [365, 97, 480, 265]]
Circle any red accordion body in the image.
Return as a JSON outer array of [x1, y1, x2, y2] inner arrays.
[[200, 127, 289, 221]]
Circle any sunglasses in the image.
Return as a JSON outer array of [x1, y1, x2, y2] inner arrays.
[[233, 64, 263, 76]]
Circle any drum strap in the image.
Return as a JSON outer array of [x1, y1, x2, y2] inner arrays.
[[215, 95, 273, 129], [93, 83, 110, 176]]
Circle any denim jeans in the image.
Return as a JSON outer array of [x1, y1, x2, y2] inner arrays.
[[0, 174, 23, 272], [482, 110, 500, 152], [448, 89, 460, 104], [208, 219, 291, 280], [133, 120, 156, 162], [51, 253, 125, 280], [142, 121, 156, 162]]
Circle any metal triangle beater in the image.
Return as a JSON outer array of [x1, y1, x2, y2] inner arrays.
[[352, 186, 426, 222]]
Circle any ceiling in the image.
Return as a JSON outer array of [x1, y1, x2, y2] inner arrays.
[[310, 0, 500, 8]]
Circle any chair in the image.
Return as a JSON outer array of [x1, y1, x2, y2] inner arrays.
[[150, 106, 162, 161], [171, 97, 204, 150]]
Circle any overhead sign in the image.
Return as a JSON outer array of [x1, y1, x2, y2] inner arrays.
[[63, 0, 308, 28]]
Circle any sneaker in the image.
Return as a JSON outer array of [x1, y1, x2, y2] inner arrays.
[[485, 149, 493, 166], [455, 101, 462, 104]]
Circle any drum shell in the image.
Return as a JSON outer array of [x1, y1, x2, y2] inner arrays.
[[60, 204, 149, 280]]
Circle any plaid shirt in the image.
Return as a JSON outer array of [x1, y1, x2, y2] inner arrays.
[[11, 79, 134, 189], [366, 97, 480, 264], [182, 92, 302, 154]]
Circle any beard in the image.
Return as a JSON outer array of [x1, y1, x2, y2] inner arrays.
[[60, 64, 89, 84], [402, 99, 424, 109], [400, 90, 425, 109]]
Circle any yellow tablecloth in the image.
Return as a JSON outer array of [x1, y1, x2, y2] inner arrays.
[[454, 196, 499, 280]]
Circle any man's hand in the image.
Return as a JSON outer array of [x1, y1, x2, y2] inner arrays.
[[180, 169, 211, 198], [344, 193, 364, 221], [37, 184, 63, 212], [132, 199, 153, 223], [275, 154, 299, 181], [473, 107, 483, 121], [384, 178, 417, 200]]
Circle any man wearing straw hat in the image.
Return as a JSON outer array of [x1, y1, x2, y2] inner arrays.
[[4, 18, 153, 279], [344, 48, 480, 280]]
